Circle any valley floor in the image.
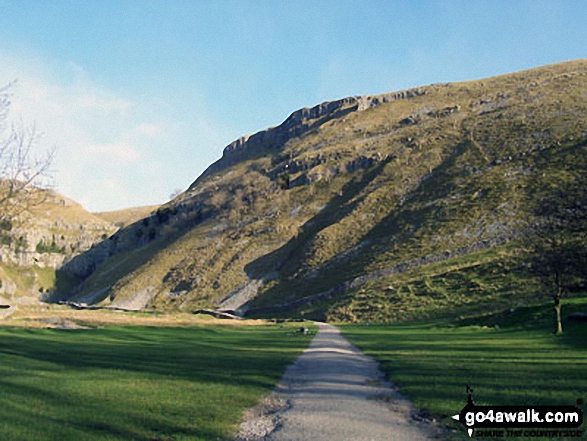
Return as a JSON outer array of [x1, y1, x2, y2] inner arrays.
[[0, 314, 312, 440], [0, 298, 584, 440], [238, 323, 436, 440]]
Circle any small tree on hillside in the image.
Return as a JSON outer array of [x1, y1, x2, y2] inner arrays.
[[526, 179, 587, 334], [169, 188, 183, 200], [278, 172, 291, 190], [0, 83, 54, 226]]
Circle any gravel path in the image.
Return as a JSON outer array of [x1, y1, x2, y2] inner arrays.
[[237, 322, 436, 441]]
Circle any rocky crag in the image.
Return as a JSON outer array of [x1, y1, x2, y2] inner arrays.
[[0, 190, 117, 300]]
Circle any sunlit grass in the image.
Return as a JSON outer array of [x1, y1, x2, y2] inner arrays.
[[0, 322, 312, 440], [342, 298, 587, 440]]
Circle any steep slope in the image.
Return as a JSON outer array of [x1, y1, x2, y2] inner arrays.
[[0, 189, 117, 301], [61, 59, 587, 318]]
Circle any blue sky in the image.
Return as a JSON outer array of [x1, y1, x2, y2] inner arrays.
[[0, 0, 585, 211]]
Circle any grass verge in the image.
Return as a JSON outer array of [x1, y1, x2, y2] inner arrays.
[[0, 322, 312, 440], [341, 297, 587, 440]]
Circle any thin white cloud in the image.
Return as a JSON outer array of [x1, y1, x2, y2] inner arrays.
[[85, 122, 164, 163], [68, 61, 131, 115], [76, 93, 131, 115], [0, 50, 175, 210], [0, 49, 232, 212], [127, 122, 162, 139], [86, 143, 140, 163]]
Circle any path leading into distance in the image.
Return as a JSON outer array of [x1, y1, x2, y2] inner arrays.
[[239, 322, 435, 441]]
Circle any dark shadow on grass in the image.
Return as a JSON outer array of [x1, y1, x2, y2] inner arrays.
[[0, 326, 310, 440], [0, 326, 303, 389]]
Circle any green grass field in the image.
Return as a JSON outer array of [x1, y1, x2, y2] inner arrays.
[[0, 323, 312, 441], [342, 297, 587, 440]]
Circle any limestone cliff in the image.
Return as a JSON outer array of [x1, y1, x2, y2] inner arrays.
[[0, 190, 117, 299], [191, 88, 427, 186]]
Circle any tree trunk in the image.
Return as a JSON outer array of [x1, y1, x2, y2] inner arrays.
[[554, 295, 563, 335]]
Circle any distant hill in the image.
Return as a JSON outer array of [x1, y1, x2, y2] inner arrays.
[[0, 189, 117, 302], [60, 59, 587, 319], [94, 205, 159, 228]]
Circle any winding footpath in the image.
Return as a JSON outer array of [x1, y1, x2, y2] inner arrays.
[[238, 323, 435, 441]]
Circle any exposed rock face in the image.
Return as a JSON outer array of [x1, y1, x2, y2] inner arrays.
[[221, 97, 358, 157], [0, 189, 117, 298], [60, 239, 114, 279], [215, 273, 276, 313], [0, 280, 16, 296], [190, 88, 427, 187], [356, 88, 427, 110], [0, 225, 112, 268], [110, 286, 156, 310]]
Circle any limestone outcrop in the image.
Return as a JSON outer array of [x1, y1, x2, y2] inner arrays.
[[191, 88, 427, 186]]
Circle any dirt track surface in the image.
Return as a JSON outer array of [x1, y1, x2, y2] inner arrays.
[[238, 322, 435, 441]]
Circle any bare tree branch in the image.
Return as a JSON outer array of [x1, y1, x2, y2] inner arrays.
[[0, 82, 55, 226]]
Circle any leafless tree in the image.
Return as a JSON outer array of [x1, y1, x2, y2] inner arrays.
[[0, 82, 54, 227], [526, 178, 587, 334]]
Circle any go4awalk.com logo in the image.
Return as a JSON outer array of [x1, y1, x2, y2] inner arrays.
[[451, 386, 584, 438]]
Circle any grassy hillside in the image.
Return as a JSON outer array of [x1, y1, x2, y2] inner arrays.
[[62, 59, 587, 319]]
